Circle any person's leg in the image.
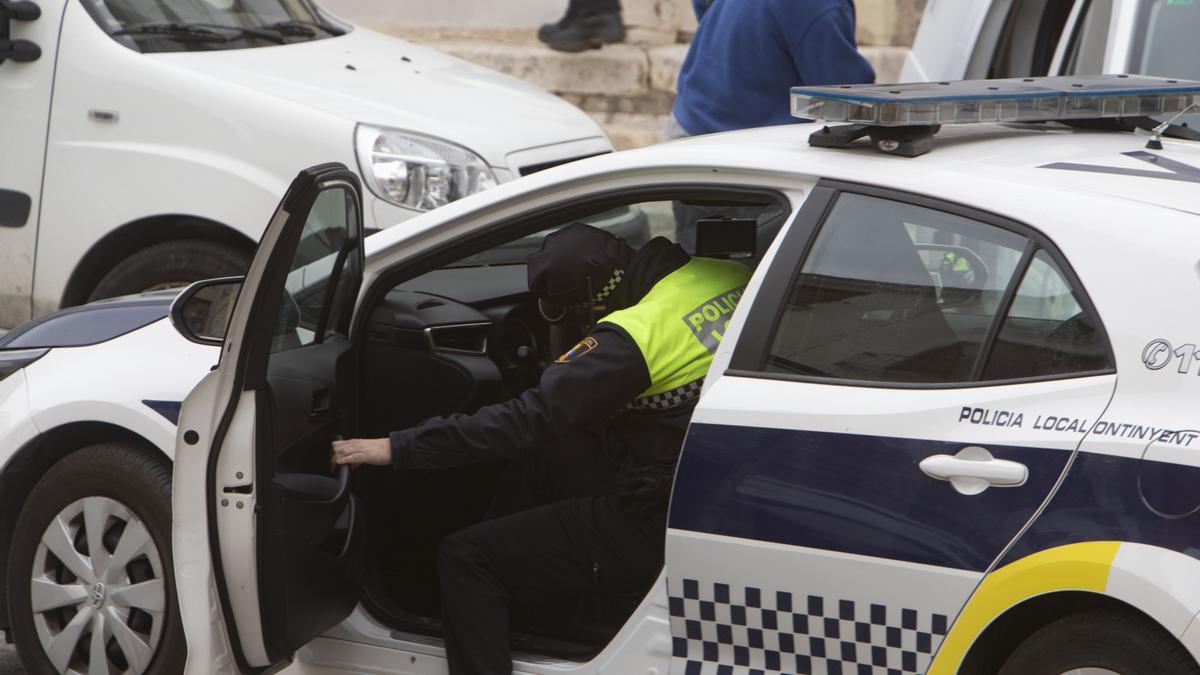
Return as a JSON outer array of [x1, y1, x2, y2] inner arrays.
[[437, 496, 662, 674], [486, 429, 622, 517], [539, 0, 624, 51]]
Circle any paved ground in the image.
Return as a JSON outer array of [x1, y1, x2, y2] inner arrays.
[[0, 644, 22, 673]]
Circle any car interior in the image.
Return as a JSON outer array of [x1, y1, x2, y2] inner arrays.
[[341, 190, 792, 659]]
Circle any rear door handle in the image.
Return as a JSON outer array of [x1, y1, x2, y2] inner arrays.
[[919, 446, 1027, 495]]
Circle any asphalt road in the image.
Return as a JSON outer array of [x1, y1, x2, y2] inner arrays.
[[0, 644, 22, 673]]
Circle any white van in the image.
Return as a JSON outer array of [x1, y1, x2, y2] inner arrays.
[[903, 0, 1198, 86], [0, 0, 610, 327]]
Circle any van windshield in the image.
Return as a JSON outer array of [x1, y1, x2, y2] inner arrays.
[[81, 0, 345, 53]]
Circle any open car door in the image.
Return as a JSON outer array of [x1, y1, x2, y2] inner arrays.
[[183, 163, 367, 669]]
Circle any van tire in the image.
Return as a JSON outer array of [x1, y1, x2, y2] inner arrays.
[[88, 239, 250, 301], [6, 443, 185, 675], [998, 608, 1199, 675]]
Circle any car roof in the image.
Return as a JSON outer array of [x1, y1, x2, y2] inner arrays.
[[649, 122, 1200, 218], [365, 121, 1200, 264]]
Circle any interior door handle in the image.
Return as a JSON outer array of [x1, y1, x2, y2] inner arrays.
[[919, 446, 1027, 495]]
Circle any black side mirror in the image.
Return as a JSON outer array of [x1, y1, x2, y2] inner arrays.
[[0, 1, 41, 65], [170, 277, 243, 345]]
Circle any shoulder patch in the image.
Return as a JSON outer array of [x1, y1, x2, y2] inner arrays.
[[556, 336, 599, 363]]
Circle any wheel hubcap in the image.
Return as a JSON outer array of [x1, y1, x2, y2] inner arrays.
[[30, 496, 166, 674]]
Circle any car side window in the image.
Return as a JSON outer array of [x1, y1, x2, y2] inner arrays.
[[982, 249, 1109, 379], [764, 193, 1027, 384], [271, 186, 358, 352]]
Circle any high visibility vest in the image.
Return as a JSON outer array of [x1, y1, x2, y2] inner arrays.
[[600, 257, 751, 409]]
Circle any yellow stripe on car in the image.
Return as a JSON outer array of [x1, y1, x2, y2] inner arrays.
[[928, 541, 1121, 674]]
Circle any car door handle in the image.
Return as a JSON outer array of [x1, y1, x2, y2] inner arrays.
[[919, 446, 1027, 495]]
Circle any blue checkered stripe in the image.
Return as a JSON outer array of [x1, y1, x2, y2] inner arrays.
[[669, 579, 950, 675]]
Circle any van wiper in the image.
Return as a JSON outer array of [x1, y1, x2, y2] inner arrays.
[[260, 19, 344, 37], [112, 22, 231, 42], [114, 22, 287, 44]]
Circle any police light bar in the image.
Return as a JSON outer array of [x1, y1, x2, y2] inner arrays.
[[791, 74, 1200, 126]]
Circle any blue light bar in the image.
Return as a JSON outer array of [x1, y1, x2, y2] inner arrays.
[[791, 75, 1200, 126]]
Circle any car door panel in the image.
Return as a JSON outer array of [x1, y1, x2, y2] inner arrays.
[[191, 164, 367, 670], [665, 183, 1116, 674]]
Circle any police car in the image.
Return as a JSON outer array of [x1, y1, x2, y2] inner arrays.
[[2, 74, 1200, 674]]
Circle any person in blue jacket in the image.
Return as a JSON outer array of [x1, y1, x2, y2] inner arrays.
[[669, 0, 876, 138]]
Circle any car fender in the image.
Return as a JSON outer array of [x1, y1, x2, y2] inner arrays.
[[21, 318, 217, 459], [929, 541, 1200, 672]]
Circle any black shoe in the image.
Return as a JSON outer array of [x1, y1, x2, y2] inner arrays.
[[539, 11, 625, 52]]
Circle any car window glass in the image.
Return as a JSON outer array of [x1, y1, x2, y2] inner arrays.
[[1064, 0, 1112, 74], [1131, 0, 1200, 80], [272, 186, 356, 353], [447, 199, 787, 268], [982, 250, 1109, 379], [764, 193, 1027, 384], [79, 0, 339, 54], [1128, 0, 1200, 127], [984, 0, 1076, 77]]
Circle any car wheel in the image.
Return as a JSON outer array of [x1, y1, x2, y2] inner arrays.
[[998, 608, 1200, 675], [6, 443, 185, 674], [88, 239, 250, 302]]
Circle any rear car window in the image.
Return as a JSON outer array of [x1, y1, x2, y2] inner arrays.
[[760, 192, 1113, 386], [764, 194, 1026, 383]]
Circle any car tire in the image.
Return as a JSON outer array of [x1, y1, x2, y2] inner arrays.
[[998, 608, 1200, 675], [88, 239, 250, 302], [6, 443, 185, 675]]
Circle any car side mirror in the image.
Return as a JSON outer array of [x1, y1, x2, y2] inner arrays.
[[170, 277, 243, 345]]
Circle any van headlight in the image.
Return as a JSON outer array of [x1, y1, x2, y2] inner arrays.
[[355, 125, 498, 212]]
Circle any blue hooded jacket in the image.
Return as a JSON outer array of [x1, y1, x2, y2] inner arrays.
[[673, 0, 875, 135]]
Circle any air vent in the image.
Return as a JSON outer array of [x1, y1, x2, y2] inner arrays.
[[425, 322, 490, 355], [416, 299, 444, 310]]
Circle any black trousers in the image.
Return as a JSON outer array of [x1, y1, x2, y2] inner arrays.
[[437, 434, 664, 674], [568, 0, 621, 17]]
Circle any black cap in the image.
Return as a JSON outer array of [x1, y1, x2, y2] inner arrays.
[[527, 223, 623, 306]]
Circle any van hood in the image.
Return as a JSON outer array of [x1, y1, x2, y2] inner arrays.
[[152, 28, 609, 170]]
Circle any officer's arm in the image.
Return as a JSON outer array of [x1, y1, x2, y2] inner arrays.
[[389, 323, 650, 469]]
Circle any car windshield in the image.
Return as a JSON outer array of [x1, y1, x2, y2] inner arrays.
[[80, 0, 344, 53]]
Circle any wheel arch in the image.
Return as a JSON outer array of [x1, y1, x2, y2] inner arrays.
[[61, 215, 256, 308], [958, 590, 1152, 673], [0, 422, 167, 633]]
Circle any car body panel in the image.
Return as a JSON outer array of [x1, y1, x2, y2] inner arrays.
[[153, 28, 607, 173], [21, 317, 216, 459], [0, 0, 610, 326], [7, 112, 1200, 671]]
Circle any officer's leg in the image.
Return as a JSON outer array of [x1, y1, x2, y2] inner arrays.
[[437, 495, 661, 675], [486, 429, 622, 517]]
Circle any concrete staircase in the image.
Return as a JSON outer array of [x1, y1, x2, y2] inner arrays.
[[324, 0, 922, 148]]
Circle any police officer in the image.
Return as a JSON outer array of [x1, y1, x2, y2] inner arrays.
[[332, 222, 750, 674]]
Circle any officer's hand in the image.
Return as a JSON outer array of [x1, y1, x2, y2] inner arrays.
[[331, 437, 391, 467]]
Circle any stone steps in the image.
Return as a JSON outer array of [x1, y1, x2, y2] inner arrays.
[[361, 22, 909, 148]]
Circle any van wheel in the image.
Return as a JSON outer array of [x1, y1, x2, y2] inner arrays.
[[88, 239, 250, 301], [6, 443, 185, 675], [998, 608, 1200, 675]]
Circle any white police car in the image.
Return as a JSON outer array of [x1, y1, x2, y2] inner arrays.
[[3, 75, 1200, 674]]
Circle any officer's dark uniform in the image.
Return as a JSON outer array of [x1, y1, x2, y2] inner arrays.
[[387, 223, 751, 674]]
